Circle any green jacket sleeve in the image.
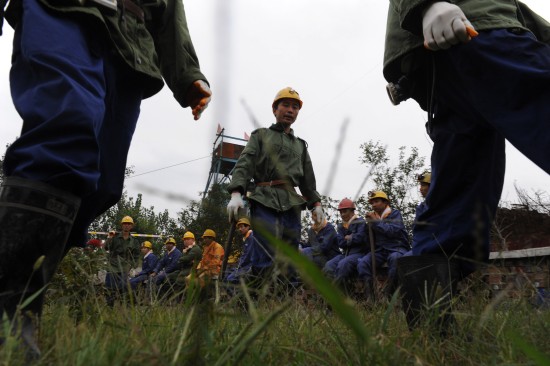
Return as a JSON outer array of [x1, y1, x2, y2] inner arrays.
[[147, 0, 208, 107]]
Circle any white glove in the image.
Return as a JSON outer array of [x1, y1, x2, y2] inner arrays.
[[311, 205, 325, 225], [227, 192, 245, 222], [422, 2, 476, 51]]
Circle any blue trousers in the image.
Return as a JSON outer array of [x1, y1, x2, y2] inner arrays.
[[323, 253, 363, 283], [357, 249, 406, 282], [250, 203, 302, 269], [413, 29, 550, 275], [4, 0, 143, 247]]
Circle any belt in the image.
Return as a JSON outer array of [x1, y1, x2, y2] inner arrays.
[[256, 180, 292, 187], [118, 0, 144, 22]]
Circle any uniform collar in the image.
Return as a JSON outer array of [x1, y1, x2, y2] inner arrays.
[[269, 123, 295, 137]]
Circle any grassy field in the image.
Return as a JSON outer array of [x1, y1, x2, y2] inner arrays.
[[1, 246, 549, 365], [2, 286, 549, 365]]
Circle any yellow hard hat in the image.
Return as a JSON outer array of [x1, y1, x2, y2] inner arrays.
[[272, 87, 303, 110], [141, 241, 153, 249], [164, 237, 176, 245], [121, 216, 134, 224], [183, 231, 195, 240], [417, 172, 431, 184], [368, 190, 389, 202], [202, 229, 216, 238], [236, 217, 251, 227]]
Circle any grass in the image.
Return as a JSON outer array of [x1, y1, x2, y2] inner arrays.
[[1, 286, 549, 365], [1, 243, 549, 365]]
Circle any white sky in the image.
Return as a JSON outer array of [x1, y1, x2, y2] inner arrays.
[[1, 0, 549, 218]]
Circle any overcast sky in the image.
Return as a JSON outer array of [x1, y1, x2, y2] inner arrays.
[[1, 0, 549, 219]]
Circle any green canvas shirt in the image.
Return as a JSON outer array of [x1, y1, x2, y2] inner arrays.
[[5, 0, 208, 105], [105, 234, 140, 272], [227, 123, 321, 212], [383, 0, 550, 84]]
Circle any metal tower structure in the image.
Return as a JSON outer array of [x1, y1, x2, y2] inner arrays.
[[202, 128, 246, 197]]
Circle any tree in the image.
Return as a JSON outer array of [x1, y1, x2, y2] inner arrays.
[[356, 140, 428, 236], [177, 183, 233, 249]]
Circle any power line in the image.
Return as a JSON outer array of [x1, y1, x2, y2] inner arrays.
[[127, 155, 211, 179]]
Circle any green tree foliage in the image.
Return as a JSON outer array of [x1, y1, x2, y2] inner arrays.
[[177, 183, 234, 250], [356, 140, 428, 236]]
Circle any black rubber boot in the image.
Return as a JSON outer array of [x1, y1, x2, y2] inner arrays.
[[397, 254, 461, 336], [0, 177, 80, 358]]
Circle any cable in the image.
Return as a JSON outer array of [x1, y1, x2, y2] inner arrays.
[[127, 155, 210, 179]]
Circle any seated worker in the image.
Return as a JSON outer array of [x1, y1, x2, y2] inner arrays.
[[172, 231, 203, 299], [150, 237, 182, 291], [357, 191, 410, 300], [225, 217, 258, 284], [129, 241, 158, 290], [196, 229, 225, 282], [301, 209, 340, 269], [405, 172, 432, 257], [323, 198, 368, 293]]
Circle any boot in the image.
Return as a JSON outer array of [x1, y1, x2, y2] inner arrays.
[[0, 177, 80, 358], [397, 254, 461, 336]]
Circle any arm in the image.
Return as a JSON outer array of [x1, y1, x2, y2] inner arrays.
[[148, 0, 211, 116], [371, 210, 408, 239]]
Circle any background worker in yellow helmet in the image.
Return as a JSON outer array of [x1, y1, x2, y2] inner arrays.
[[357, 191, 409, 300], [104, 216, 140, 307], [197, 229, 224, 280], [129, 241, 158, 291], [226, 87, 323, 288], [150, 237, 182, 293], [172, 231, 203, 298], [225, 218, 257, 285]]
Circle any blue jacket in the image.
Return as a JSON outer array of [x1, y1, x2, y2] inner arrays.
[[337, 217, 368, 256], [369, 209, 410, 252], [237, 231, 255, 271], [137, 253, 158, 276], [305, 222, 340, 260], [155, 248, 182, 274]]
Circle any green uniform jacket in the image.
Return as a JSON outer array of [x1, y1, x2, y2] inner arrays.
[[227, 123, 321, 212], [105, 234, 140, 273], [384, 0, 550, 87], [5, 0, 208, 104], [177, 244, 202, 277]]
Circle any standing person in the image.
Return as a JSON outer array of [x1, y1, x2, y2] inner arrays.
[[104, 216, 141, 307], [129, 241, 158, 291], [323, 198, 368, 294], [357, 191, 409, 300], [301, 210, 340, 270], [196, 229, 225, 282], [0, 0, 211, 355], [226, 87, 324, 286], [384, 1, 549, 332], [150, 237, 182, 293]]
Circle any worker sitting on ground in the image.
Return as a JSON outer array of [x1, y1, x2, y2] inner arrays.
[[225, 218, 258, 285], [150, 237, 182, 297], [196, 229, 225, 284], [301, 209, 340, 269], [357, 191, 410, 301], [172, 231, 203, 301], [129, 241, 158, 291], [323, 198, 368, 295]]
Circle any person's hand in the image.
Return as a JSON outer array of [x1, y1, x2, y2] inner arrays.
[[227, 192, 245, 222], [422, 2, 477, 51], [311, 205, 324, 224], [365, 212, 377, 221], [186, 80, 212, 120]]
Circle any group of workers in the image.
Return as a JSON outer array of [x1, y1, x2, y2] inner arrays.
[[103, 216, 224, 305], [1, 0, 549, 357]]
